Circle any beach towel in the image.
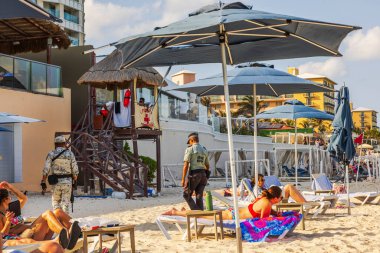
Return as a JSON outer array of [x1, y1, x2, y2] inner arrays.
[[240, 211, 302, 242]]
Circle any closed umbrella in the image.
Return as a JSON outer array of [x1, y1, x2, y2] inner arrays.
[[170, 65, 333, 194], [256, 99, 334, 187], [328, 86, 355, 215], [99, 2, 359, 251]]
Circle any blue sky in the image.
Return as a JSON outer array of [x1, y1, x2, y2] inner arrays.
[[84, 0, 380, 118]]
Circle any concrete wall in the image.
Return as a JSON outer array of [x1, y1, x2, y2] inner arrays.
[[131, 118, 274, 176], [0, 87, 71, 191]]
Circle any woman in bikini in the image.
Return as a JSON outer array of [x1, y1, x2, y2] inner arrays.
[[163, 185, 283, 220], [0, 181, 80, 251]]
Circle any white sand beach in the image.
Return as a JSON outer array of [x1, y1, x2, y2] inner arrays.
[[22, 181, 380, 253]]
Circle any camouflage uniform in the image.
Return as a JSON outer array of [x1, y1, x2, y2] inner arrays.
[[43, 147, 79, 213]]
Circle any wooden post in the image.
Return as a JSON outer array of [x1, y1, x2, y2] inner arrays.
[[131, 79, 139, 177], [83, 134, 88, 194], [46, 38, 52, 64], [156, 135, 161, 193]]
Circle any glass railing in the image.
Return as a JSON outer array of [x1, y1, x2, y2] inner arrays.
[[69, 36, 79, 46], [64, 12, 79, 24], [0, 53, 62, 96], [46, 8, 59, 18]]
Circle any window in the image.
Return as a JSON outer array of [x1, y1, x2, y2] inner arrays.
[[31, 62, 47, 93], [0, 55, 14, 88]]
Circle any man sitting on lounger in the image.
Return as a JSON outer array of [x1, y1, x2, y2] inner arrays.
[[0, 181, 81, 250]]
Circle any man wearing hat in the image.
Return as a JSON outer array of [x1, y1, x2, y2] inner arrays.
[[181, 132, 210, 210], [41, 135, 79, 213]]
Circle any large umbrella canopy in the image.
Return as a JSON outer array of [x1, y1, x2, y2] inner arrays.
[[169, 64, 332, 96], [103, 3, 359, 251], [77, 50, 167, 90], [328, 86, 355, 215], [113, 2, 360, 68], [256, 99, 334, 186], [256, 99, 334, 120], [0, 0, 70, 55], [0, 112, 44, 124]]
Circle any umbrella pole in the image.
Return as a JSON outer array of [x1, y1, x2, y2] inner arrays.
[[295, 119, 298, 188], [345, 161, 351, 215], [220, 40, 243, 253], [253, 84, 259, 196]]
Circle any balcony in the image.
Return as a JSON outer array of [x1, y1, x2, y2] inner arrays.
[[45, 8, 60, 18], [44, 0, 83, 11], [0, 53, 62, 97], [69, 36, 79, 46], [64, 12, 79, 24]]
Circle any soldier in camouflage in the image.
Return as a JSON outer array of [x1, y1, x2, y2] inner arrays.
[[41, 136, 79, 213]]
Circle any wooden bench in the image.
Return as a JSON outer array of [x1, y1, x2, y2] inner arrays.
[[185, 210, 224, 242], [82, 225, 136, 253]]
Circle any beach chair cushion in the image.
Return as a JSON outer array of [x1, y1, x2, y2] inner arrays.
[[311, 174, 333, 191], [264, 176, 282, 189]]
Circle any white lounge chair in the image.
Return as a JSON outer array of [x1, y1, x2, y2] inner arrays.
[[306, 174, 380, 206], [155, 215, 290, 241]]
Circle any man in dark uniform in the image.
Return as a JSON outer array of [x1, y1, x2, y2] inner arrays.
[[181, 133, 210, 210]]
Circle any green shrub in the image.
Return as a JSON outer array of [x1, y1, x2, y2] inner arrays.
[[123, 142, 157, 183]]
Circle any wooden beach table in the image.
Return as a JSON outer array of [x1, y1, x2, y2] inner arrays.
[[82, 225, 136, 253], [274, 203, 305, 230], [185, 210, 224, 242]]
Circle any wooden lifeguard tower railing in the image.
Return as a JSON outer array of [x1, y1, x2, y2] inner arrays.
[[57, 50, 166, 198]]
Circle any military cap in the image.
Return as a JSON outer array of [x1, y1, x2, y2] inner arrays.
[[54, 135, 66, 143]]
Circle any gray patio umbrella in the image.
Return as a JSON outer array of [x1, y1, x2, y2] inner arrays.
[[0, 126, 12, 132], [170, 65, 333, 194], [328, 86, 355, 214], [0, 112, 45, 124], [256, 99, 334, 187], [100, 2, 359, 251]]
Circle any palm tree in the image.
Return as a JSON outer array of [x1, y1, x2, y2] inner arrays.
[[300, 119, 313, 129], [284, 119, 295, 128], [271, 118, 284, 124], [235, 96, 265, 117]]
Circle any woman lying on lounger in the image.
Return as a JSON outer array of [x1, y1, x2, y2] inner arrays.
[[222, 174, 307, 203], [0, 181, 81, 250], [164, 186, 284, 220]]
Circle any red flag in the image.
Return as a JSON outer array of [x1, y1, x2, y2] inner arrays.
[[354, 133, 363, 144]]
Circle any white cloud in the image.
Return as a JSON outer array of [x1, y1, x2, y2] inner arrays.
[[343, 26, 380, 61], [84, 0, 216, 47], [298, 58, 347, 79]]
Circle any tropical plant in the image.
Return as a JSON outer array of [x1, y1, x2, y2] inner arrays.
[[300, 119, 313, 129], [124, 142, 157, 183], [271, 118, 284, 124], [284, 119, 295, 128], [235, 96, 265, 117], [200, 96, 211, 107]]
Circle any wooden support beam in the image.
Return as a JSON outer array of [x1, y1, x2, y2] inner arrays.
[[24, 18, 53, 35], [0, 20, 30, 37], [156, 135, 161, 193]]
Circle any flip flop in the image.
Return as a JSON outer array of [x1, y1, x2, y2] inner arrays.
[[66, 221, 82, 250], [58, 228, 69, 249]]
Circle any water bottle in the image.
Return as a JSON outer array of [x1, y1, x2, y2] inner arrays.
[[205, 191, 213, 211]]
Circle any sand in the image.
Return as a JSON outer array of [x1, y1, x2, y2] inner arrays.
[[21, 181, 380, 253]]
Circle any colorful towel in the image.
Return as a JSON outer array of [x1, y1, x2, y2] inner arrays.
[[240, 211, 302, 242]]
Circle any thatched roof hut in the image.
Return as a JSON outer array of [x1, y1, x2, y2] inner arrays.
[[0, 0, 70, 54], [77, 49, 167, 90]]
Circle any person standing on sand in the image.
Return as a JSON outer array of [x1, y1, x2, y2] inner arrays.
[[41, 136, 79, 214], [181, 133, 210, 210]]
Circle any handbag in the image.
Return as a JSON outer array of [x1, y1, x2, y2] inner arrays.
[[47, 149, 68, 185]]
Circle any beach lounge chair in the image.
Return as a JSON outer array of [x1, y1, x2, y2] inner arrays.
[[155, 215, 291, 241], [306, 174, 380, 206]]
